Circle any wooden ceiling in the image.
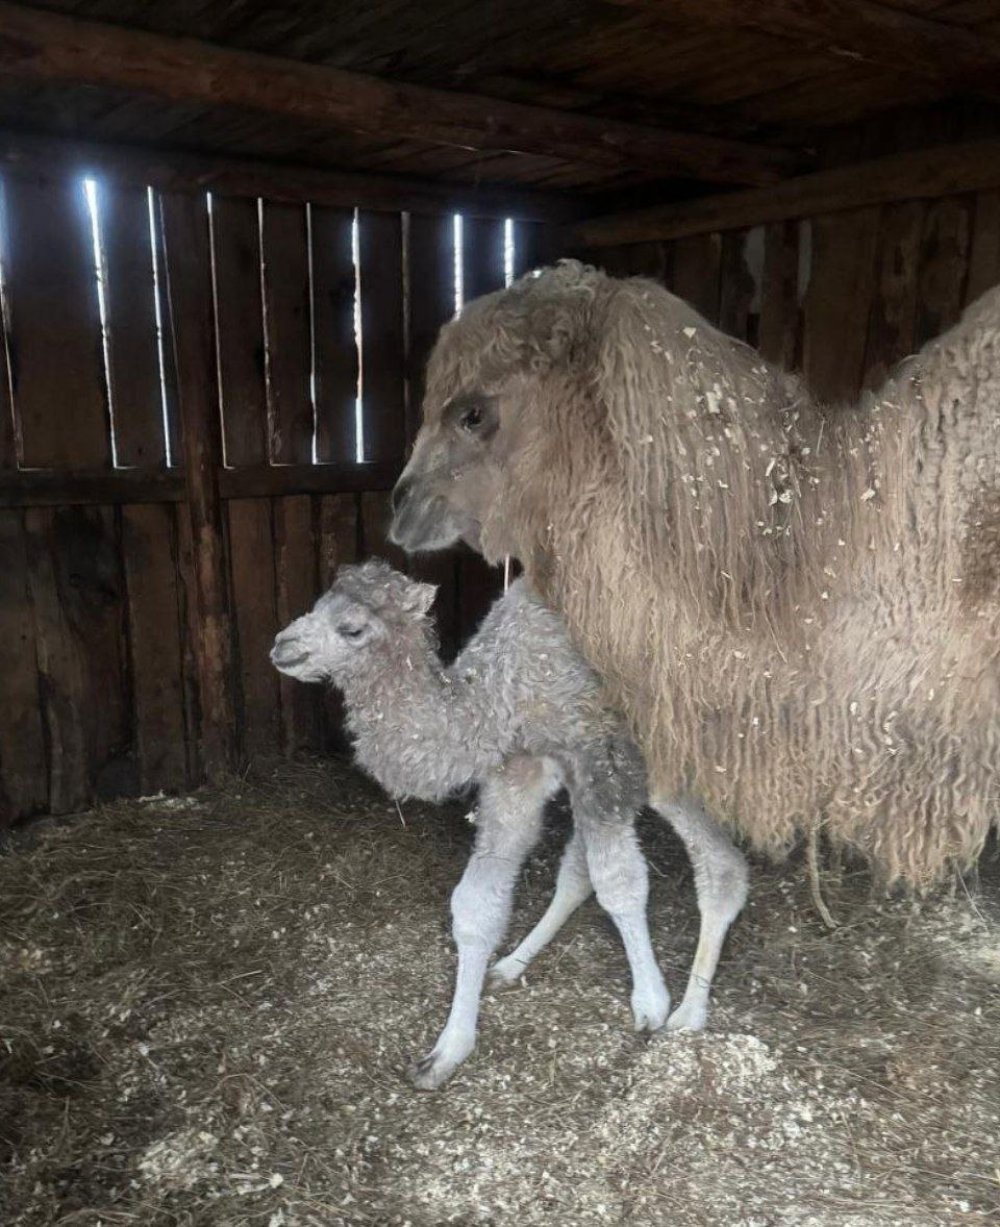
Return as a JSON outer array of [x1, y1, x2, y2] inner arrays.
[[0, 0, 998, 213]]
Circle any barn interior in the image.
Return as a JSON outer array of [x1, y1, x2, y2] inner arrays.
[[1, 3, 999, 1224]]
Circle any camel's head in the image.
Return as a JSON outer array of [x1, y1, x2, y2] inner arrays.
[[270, 560, 436, 684], [389, 261, 602, 559]]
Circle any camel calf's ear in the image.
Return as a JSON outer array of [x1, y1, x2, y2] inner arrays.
[[402, 580, 438, 616]]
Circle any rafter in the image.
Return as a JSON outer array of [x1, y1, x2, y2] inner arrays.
[[573, 139, 1000, 246], [609, 0, 1000, 95], [0, 2, 797, 186]]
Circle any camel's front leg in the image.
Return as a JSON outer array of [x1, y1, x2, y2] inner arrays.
[[408, 757, 557, 1090]]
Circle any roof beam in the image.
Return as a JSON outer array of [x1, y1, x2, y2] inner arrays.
[[0, 2, 797, 186], [609, 0, 1000, 95], [0, 131, 581, 222], [572, 138, 1000, 246]]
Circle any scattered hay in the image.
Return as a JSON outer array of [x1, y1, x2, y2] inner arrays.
[[1, 758, 998, 1225]]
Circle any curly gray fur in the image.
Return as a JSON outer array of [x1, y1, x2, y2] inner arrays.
[[271, 558, 646, 810], [271, 560, 746, 1088]]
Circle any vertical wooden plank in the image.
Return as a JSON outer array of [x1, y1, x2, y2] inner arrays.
[[966, 192, 1000, 306], [803, 208, 880, 403], [758, 221, 800, 370], [456, 214, 507, 643], [0, 510, 47, 824], [24, 506, 88, 813], [862, 201, 924, 391], [150, 191, 181, 466], [25, 505, 130, 812], [229, 498, 281, 763], [274, 494, 322, 755], [101, 183, 165, 467], [718, 229, 757, 343], [0, 189, 16, 471], [211, 195, 267, 468], [319, 493, 359, 587], [173, 504, 202, 784], [261, 201, 313, 465], [211, 196, 280, 764], [915, 198, 972, 347], [122, 502, 188, 793], [462, 217, 505, 304], [160, 191, 236, 778], [1, 173, 109, 468], [360, 489, 409, 572], [671, 233, 722, 324], [405, 212, 460, 653], [357, 211, 405, 466], [0, 281, 45, 822], [312, 205, 358, 464], [608, 242, 671, 284], [515, 221, 564, 275], [318, 491, 359, 747], [406, 212, 454, 439]]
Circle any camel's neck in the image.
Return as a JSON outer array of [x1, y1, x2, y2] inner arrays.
[[336, 623, 493, 802]]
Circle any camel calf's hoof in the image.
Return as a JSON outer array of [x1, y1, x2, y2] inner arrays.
[[407, 1054, 456, 1091], [489, 956, 528, 988], [407, 1032, 475, 1090], [665, 998, 708, 1033], [631, 983, 671, 1033]]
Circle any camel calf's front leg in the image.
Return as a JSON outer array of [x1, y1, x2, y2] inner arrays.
[[408, 757, 557, 1090]]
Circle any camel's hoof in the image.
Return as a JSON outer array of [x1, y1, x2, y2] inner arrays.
[[407, 1052, 457, 1091], [631, 983, 671, 1033], [666, 999, 708, 1033], [489, 956, 528, 988]]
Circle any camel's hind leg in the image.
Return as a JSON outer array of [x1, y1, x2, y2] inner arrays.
[[651, 797, 748, 1032], [491, 828, 593, 986]]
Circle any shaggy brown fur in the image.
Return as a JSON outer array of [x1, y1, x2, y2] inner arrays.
[[395, 262, 1000, 887]]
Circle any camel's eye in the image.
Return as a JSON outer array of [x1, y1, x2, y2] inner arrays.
[[460, 404, 484, 431], [446, 393, 496, 439], [337, 623, 366, 640]]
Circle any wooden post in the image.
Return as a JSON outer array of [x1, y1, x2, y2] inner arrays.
[[159, 191, 236, 778]]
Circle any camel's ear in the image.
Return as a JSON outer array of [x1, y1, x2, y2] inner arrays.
[[402, 580, 437, 616], [522, 263, 594, 371]]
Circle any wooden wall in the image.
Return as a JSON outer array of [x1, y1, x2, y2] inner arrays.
[[587, 187, 1000, 406], [0, 166, 549, 825]]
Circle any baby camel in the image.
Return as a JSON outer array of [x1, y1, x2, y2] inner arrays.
[[271, 560, 746, 1089]]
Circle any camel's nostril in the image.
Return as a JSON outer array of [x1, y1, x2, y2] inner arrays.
[[271, 636, 309, 667]]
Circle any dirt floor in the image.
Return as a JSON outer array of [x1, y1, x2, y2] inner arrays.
[[1, 758, 998, 1227]]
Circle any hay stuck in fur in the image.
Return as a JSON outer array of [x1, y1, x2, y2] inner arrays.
[[395, 263, 1000, 887]]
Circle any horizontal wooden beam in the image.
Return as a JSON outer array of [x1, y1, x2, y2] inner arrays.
[[610, 0, 1000, 97], [0, 3, 796, 187], [0, 463, 398, 509], [573, 139, 1000, 246], [0, 131, 577, 223]]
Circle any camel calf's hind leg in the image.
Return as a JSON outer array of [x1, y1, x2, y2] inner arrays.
[[651, 797, 748, 1032], [566, 752, 671, 1034], [491, 827, 592, 986], [408, 758, 559, 1091]]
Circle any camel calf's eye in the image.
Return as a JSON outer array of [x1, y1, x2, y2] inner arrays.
[[460, 405, 484, 431], [338, 624, 365, 640]]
